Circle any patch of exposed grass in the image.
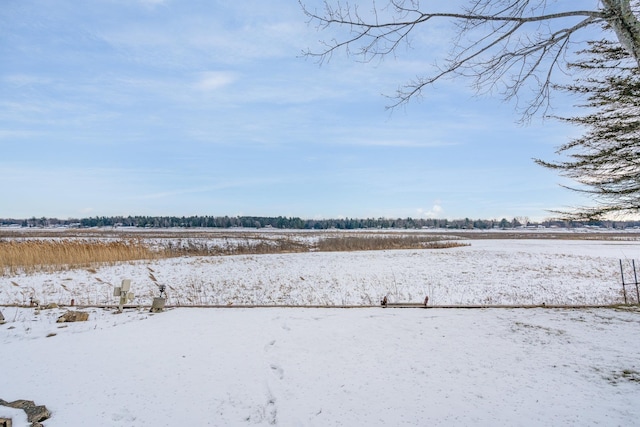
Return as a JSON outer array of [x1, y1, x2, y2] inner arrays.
[[604, 369, 640, 385]]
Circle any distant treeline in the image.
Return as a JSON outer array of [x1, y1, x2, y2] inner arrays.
[[2, 215, 640, 230]]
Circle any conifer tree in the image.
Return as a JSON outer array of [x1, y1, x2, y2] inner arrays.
[[536, 40, 640, 219]]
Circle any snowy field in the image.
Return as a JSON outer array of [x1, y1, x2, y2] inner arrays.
[[2, 233, 640, 425], [1, 306, 639, 426], [2, 237, 640, 306]]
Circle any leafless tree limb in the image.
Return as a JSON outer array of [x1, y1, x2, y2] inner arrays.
[[301, 0, 640, 119]]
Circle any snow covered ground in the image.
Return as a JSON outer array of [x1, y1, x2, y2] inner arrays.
[[1, 306, 639, 426], [2, 236, 640, 426]]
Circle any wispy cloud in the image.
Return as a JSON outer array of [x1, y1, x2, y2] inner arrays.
[[336, 136, 457, 148], [3, 74, 54, 86], [138, 0, 168, 6], [194, 71, 237, 91], [0, 129, 43, 139]]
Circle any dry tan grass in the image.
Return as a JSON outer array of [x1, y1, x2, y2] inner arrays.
[[0, 239, 160, 276], [316, 235, 467, 252], [1, 233, 466, 276], [161, 238, 309, 256]]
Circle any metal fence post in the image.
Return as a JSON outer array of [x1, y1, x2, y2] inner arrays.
[[620, 259, 628, 304], [633, 260, 640, 304]]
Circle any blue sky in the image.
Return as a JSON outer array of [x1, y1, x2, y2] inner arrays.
[[1, 0, 599, 221]]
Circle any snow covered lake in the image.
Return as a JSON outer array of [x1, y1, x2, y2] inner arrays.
[[1, 233, 640, 425]]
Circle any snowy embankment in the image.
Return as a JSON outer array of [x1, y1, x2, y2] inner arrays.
[[2, 239, 638, 306]]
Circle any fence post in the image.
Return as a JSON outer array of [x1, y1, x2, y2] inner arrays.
[[633, 260, 640, 304], [620, 259, 628, 304]]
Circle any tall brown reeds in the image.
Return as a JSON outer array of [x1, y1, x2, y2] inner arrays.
[[1, 234, 467, 276], [161, 238, 308, 256], [315, 235, 468, 252], [0, 239, 160, 276]]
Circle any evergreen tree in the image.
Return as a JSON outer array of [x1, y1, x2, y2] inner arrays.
[[536, 40, 640, 219]]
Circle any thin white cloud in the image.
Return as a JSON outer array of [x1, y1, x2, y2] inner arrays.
[[195, 71, 237, 91], [0, 130, 42, 139], [341, 136, 457, 148], [3, 74, 54, 86], [139, 0, 167, 5]]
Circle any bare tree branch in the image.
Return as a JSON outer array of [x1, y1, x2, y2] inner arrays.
[[299, 0, 640, 119]]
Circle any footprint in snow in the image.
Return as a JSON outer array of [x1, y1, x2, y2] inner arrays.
[[270, 364, 284, 380]]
